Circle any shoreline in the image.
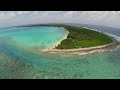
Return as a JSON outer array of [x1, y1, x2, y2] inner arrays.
[[42, 41, 119, 53], [41, 26, 120, 54], [42, 27, 69, 52], [42, 38, 119, 55]]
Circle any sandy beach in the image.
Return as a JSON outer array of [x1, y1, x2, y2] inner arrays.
[[42, 35, 119, 54], [42, 29, 69, 52], [42, 42, 117, 52]]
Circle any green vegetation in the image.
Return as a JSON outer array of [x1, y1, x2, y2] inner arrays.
[[52, 24, 113, 49], [28, 24, 113, 49]]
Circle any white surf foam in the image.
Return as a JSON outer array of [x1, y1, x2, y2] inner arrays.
[[105, 32, 120, 42]]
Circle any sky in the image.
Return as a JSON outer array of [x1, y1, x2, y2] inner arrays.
[[0, 11, 120, 28]]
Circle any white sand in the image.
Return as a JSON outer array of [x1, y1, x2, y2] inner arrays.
[[43, 42, 116, 52], [42, 29, 69, 52]]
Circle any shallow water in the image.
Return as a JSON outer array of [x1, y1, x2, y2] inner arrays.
[[0, 25, 120, 79]]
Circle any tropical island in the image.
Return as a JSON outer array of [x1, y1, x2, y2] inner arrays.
[[52, 24, 113, 48], [20, 24, 118, 53], [33, 24, 119, 53]]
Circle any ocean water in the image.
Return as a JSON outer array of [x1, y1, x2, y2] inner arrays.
[[0, 25, 120, 79]]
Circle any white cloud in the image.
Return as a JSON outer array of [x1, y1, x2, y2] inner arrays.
[[0, 12, 15, 20], [0, 11, 119, 28]]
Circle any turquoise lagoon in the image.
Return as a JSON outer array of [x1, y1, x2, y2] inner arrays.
[[0, 26, 120, 79]]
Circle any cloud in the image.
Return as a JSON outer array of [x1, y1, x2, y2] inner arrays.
[[0, 12, 15, 20], [0, 11, 119, 28]]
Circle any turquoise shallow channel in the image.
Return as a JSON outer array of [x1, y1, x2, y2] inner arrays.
[[0, 26, 120, 79]]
